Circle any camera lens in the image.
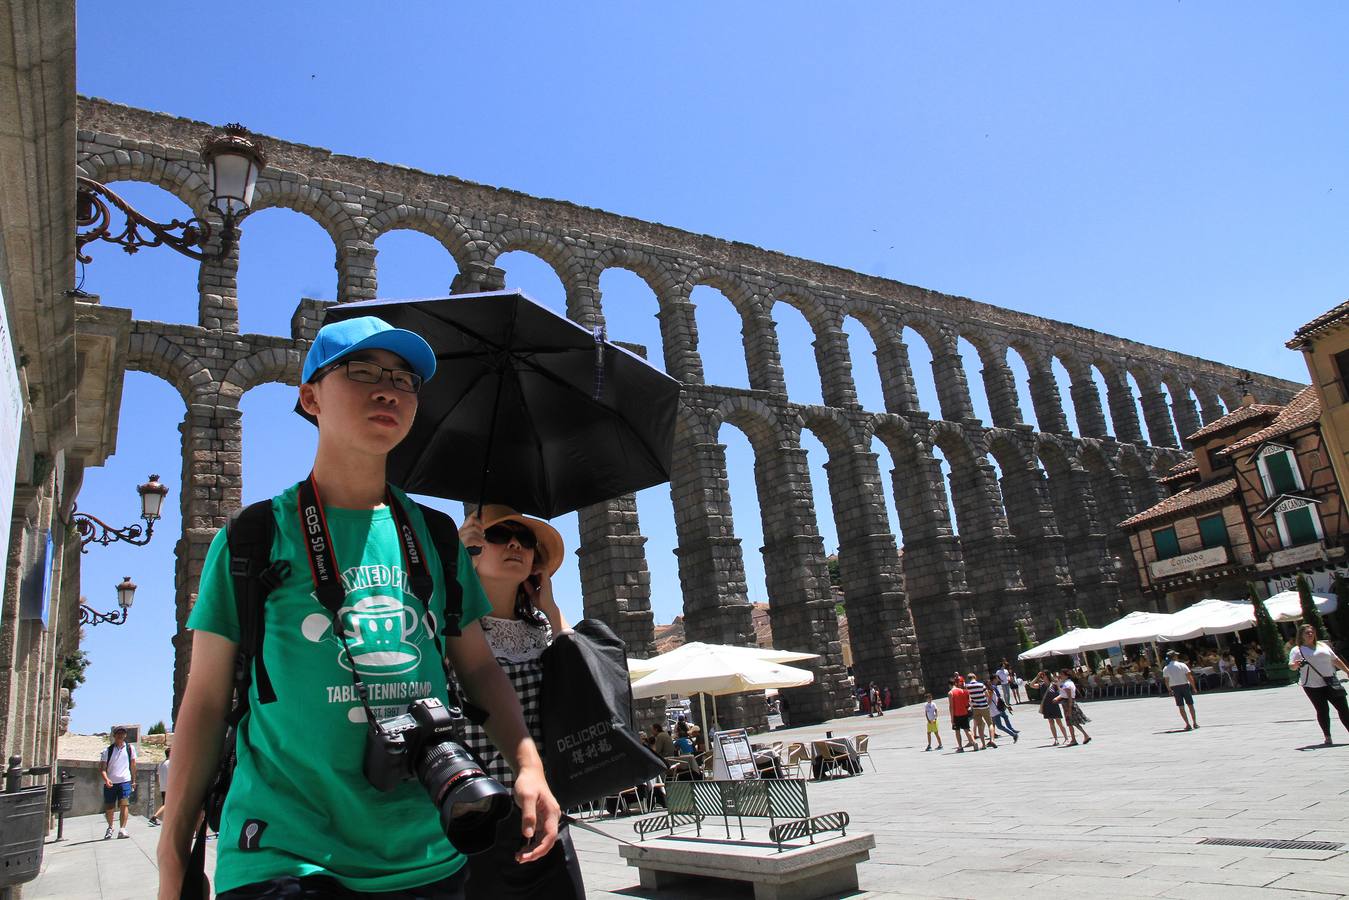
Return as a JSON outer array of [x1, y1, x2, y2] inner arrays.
[[417, 742, 513, 855]]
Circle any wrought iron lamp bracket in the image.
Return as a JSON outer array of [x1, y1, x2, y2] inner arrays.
[[75, 176, 236, 263], [68, 504, 155, 554]]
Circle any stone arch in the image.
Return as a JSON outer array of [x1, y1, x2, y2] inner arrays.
[[594, 248, 681, 300], [899, 315, 961, 420], [484, 228, 586, 291], [1055, 350, 1108, 437], [711, 395, 792, 454], [77, 153, 212, 214], [366, 205, 475, 272], [125, 331, 212, 407], [798, 406, 863, 458], [766, 287, 842, 407], [218, 346, 305, 404], [683, 270, 778, 393], [249, 180, 359, 252]]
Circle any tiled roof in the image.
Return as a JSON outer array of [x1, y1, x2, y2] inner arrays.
[[1118, 478, 1238, 529], [1158, 457, 1199, 485], [1222, 386, 1320, 455], [1288, 299, 1349, 348], [1184, 403, 1283, 443]]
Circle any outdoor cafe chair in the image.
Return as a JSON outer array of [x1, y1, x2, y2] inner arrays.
[[853, 734, 876, 772], [784, 742, 811, 779], [810, 739, 859, 780]]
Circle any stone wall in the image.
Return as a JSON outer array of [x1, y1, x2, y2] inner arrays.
[[75, 97, 1305, 723]]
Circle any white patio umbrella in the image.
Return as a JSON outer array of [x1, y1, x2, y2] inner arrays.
[[1017, 627, 1103, 660], [1264, 590, 1338, 623], [629, 644, 816, 736], [627, 641, 819, 680], [1074, 611, 1180, 652], [1152, 598, 1255, 642]]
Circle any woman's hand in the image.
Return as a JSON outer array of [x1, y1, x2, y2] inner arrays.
[[525, 570, 568, 633], [460, 514, 485, 564], [510, 764, 561, 863]]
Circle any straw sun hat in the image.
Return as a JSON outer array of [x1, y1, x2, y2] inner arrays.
[[477, 504, 565, 577]]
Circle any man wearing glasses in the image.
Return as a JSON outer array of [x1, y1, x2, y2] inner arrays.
[[159, 316, 559, 899]]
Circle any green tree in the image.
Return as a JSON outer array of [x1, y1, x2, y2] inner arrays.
[[1073, 608, 1102, 670], [147, 720, 167, 735], [1296, 574, 1328, 640], [61, 648, 90, 693], [1015, 620, 1033, 653], [1249, 583, 1294, 685], [1331, 576, 1349, 645], [825, 553, 841, 589]]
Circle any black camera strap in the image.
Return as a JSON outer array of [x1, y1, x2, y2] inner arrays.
[[298, 473, 455, 732]]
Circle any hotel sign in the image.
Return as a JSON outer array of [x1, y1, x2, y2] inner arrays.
[[1150, 546, 1229, 579]]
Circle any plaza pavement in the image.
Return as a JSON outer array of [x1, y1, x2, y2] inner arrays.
[[26, 682, 1349, 899]]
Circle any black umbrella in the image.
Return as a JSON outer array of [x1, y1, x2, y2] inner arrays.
[[319, 290, 681, 519]]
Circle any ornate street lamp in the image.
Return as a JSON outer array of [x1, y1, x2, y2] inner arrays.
[[76, 123, 266, 263], [80, 576, 136, 627], [69, 474, 170, 553]]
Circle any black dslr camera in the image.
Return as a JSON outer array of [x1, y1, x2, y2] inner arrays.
[[363, 697, 513, 855]]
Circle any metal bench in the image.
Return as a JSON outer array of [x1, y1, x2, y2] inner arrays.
[[634, 778, 849, 852]]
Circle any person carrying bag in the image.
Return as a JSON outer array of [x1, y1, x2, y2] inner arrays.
[[1289, 623, 1349, 746]]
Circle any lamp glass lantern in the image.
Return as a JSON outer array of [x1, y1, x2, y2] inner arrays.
[[138, 474, 170, 522], [116, 576, 137, 610], [201, 124, 266, 218]]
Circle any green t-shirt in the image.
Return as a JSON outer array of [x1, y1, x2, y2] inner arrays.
[[187, 482, 491, 894]]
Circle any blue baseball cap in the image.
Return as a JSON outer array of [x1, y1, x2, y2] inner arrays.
[[301, 316, 436, 384]]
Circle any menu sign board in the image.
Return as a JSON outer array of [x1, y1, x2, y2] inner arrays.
[[710, 728, 758, 781]]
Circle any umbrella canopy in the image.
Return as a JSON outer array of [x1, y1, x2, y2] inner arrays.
[[1264, 589, 1338, 622], [1073, 611, 1180, 652], [629, 645, 816, 700], [322, 291, 681, 518], [1018, 627, 1103, 660], [627, 641, 820, 680], [1152, 598, 1256, 642]]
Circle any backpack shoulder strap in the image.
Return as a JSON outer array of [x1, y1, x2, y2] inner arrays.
[[226, 500, 288, 709], [415, 503, 463, 638]]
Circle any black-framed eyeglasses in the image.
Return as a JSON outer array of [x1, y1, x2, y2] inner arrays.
[[319, 359, 423, 393], [484, 523, 538, 550]]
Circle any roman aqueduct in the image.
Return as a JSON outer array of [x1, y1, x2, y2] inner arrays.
[[76, 97, 1303, 724]]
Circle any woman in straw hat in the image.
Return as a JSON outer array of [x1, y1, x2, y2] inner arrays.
[[458, 506, 583, 898]]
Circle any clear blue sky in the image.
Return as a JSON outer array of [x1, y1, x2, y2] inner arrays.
[[68, 2, 1349, 732]]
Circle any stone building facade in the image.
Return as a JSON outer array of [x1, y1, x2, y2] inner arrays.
[[74, 98, 1303, 724]]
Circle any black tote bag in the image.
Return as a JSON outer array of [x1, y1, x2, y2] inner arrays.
[[539, 619, 666, 808]]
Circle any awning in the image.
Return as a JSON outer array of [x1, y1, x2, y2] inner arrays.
[[1073, 611, 1180, 652], [1264, 590, 1338, 622], [1018, 627, 1104, 660], [1152, 598, 1256, 642]]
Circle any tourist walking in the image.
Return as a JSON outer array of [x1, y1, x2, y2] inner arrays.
[[149, 746, 170, 826], [1056, 669, 1092, 746], [995, 660, 1014, 706], [965, 674, 997, 749], [100, 726, 137, 840], [923, 693, 943, 751], [1288, 623, 1349, 746], [1162, 650, 1200, 731], [948, 677, 975, 752], [868, 682, 884, 717], [1029, 671, 1064, 744], [991, 684, 1020, 742]]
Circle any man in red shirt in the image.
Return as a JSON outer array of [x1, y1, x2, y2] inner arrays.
[[948, 677, 975, 752]]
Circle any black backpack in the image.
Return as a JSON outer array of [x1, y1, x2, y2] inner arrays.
[[183, 494, 465, 900]]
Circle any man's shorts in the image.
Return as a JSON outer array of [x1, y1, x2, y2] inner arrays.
[[103, 781, 132, 806], [1171, 684, 1195, 707], [926, 719, 939, 734], [972, 707, 992, 725], [952, 714, 971, 730]]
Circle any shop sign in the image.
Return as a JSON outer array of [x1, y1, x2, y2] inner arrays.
[[1265, 566, 1349, 596], [1267, 544, 1325, 569], [1150, 546, 1228, 579]]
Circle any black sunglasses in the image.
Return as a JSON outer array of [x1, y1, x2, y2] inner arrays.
[[484, 522, 538, 550]]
